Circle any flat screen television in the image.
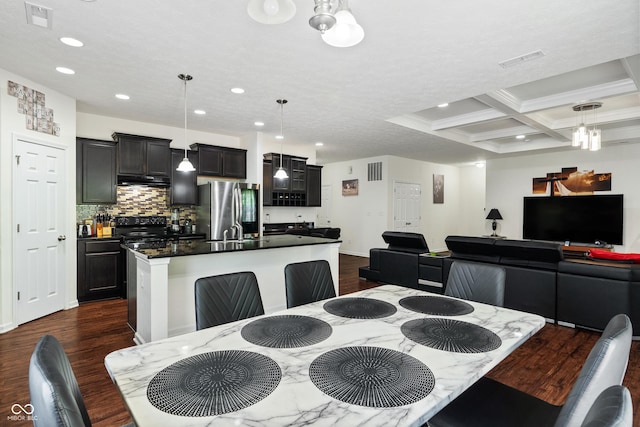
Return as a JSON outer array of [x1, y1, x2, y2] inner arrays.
[[522, 194, 624, 245]]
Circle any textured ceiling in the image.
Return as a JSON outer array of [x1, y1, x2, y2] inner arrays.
[[1, 0, 639, 165]]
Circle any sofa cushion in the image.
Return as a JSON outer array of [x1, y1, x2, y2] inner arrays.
[[495, 239, 563, 271], [382, 231, 429, 254], [445, 235, 500, 263]]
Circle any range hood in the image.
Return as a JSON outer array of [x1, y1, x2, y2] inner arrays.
[[117, 174, 170, 187]]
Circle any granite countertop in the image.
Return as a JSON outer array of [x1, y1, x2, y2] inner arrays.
[[127, 234, 341, 259]]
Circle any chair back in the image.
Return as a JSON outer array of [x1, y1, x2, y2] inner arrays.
[[29, 335, 92, 427], [554, 314, 632, 427], [445, 261, 506, 306], [284, 260, 336, 308], [580, 385, 632, 427], [194, 271, 264, 330]]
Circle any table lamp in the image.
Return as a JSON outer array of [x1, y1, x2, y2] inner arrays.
[[486, 209, 503, 237]]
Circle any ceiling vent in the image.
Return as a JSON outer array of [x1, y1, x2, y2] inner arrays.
[[498, 50, 545, 68], [25, 2, 53, 29]]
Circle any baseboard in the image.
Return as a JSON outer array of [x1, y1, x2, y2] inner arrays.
[[133, 332, 146, 345], [0, 321, 16, 334], [339, 250, 368, 258], [66, 299, 79, 310], [557, 321, 575, 328]]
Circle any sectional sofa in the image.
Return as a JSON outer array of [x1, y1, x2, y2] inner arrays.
[[359, 233, 640, 336]]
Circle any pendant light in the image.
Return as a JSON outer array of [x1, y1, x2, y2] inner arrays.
[[274, 99, 288, 179], [247, 0, 296, 24], [176, 74, 196, 172], [571, 102, 603, 152], [321, 0, 364, 47]]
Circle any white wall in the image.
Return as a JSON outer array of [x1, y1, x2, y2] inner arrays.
[[321, 155, 485, 257], [0, 69, 77, 332], [486, 144, 640, 252]]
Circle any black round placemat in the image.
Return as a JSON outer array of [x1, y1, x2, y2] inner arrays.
[[241, 315, 332, 348], [309, 346, 434, 407], [323, 297, 397, 319], [147, 350, 281, 416], [401, 318, 502, 353], [399, 295, 474, 316]]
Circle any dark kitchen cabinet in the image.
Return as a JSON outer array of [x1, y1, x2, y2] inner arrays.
[[77, 239, 123, 302], [76, 138, 117, 204], [263, 160, 273, 206], [190, 143, 247, 179], [269, 154, 291, 191], [112, 132, 172, 177], [306, 165, 323, 207], [290, 157, 307, 192], [170, 149, 198, 205]]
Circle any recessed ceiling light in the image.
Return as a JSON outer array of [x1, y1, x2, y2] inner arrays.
[[254, 121, 264, 127], [231, 88, 245, 94], [60, 37, 83, 47], [516, 135, 525, 139], [437, 103, 449, 108], [55, 67, 75, 75], [315, 142, 324, 146], [475, 162, 486, 168], [194, 109, 206, 115], [275, 135, 284, 140], [115, 94, 130, 100]]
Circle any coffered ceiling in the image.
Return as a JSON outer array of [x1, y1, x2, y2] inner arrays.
[[0, 0, 638, 166]]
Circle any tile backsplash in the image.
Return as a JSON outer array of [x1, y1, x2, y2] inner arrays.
[[76, 186, 196, 224]]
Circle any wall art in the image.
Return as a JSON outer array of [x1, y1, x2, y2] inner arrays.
[[433, 174, 444, 204], [532, 166, 611, 196], [342, 179, 358, 196], [7, 80, 60, 136]]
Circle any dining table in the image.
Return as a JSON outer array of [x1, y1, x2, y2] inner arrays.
[[104, 284, 545, 426]]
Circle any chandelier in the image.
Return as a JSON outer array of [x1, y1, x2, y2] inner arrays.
[[571, 102, 602, 152]]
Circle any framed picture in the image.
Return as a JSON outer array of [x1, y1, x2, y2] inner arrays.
[[433, 174, 444, 204], [342, 179, 358, 196]]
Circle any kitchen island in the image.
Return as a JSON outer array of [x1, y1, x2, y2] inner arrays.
[[128, 235, 341, 344]]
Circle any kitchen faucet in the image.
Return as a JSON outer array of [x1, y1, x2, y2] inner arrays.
[[233, 222, 244, 242]]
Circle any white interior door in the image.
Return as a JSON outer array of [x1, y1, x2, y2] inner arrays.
[[14, 137, 66, 324], [317, 184, 332, 227], [393, 181, 421, 232]]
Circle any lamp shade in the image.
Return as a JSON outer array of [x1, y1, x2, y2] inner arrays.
[[321, 9, 364, 47], [486, 209, 503, 220], [247, 0, 296, 24]]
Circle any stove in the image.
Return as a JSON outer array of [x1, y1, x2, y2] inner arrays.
[[116, 216, 169, 247]]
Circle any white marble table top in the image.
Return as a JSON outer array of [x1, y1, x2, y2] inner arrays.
[[105, 285, 545, 427]]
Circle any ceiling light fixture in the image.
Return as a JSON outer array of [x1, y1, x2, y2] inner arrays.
[[60, 37, 83, 47], [321, 0, 364, 47], [176, 74, 196, 173], [309, 0, 336, 34], [437, 103, 449, 108], [571, 102, 602, 152], [315, 142, 324, 146], [274, 99, 289, 180], [55, 67, 75, 75], [115, 93, 130, 100], [247, 0, 296, 24], [231, 87, 245, 94], [254, 121, 264, 126], [194, 109, 206, 115]]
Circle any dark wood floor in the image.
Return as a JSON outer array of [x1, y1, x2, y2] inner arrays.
[[1, 254, 638, 426]]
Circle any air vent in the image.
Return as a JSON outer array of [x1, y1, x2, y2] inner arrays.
[[498, 50, 545, 68], [368, 162, 382, 181], [24, 2, 52, 29]]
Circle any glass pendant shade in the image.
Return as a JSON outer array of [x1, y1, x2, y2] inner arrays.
[[321, 9, 364, 47], [176, 74, 196, 173], [177, 157, 196, 172], [274, 166, 288, 179], [248, 0, 296, 24], [274, 99, 289, 179], [590, 129, 602, 151]]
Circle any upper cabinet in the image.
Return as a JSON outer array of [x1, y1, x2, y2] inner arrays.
[[263, 153, 321, 207], [170, 149, 198, 205], [190, 143, 247, 179], [306, 165, 323, 207], [76, 138, 117, 204], [112, 132, 172, 177]]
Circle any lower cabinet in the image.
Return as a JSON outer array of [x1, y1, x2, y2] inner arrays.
[[77, 239, 123, 302]]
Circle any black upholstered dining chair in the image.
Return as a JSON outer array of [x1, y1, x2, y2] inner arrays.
[[29, 335, 92, 427], [444, 260, 506, 306], [428, 313, 633, 427], [580, 385, 632, 427], [194, 271, 265, 330], [284, 260, 336, 308]]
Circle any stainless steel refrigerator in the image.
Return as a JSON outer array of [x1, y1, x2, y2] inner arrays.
[[196, 181, 260, 240]]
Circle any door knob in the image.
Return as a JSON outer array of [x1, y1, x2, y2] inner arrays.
[[58, 235, 67, 241]]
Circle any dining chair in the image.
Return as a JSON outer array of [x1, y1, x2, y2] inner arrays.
[[284, 260, 336, 308], [444, 260, 506, 306], [580, 385, 632, 427], [194, 271, 264, 330], [427, 313, 632, 427], [29, 335, 92, 427]]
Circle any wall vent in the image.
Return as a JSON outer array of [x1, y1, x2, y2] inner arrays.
[[25, 2, 53, 29], [368, 162, 382, 181]]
